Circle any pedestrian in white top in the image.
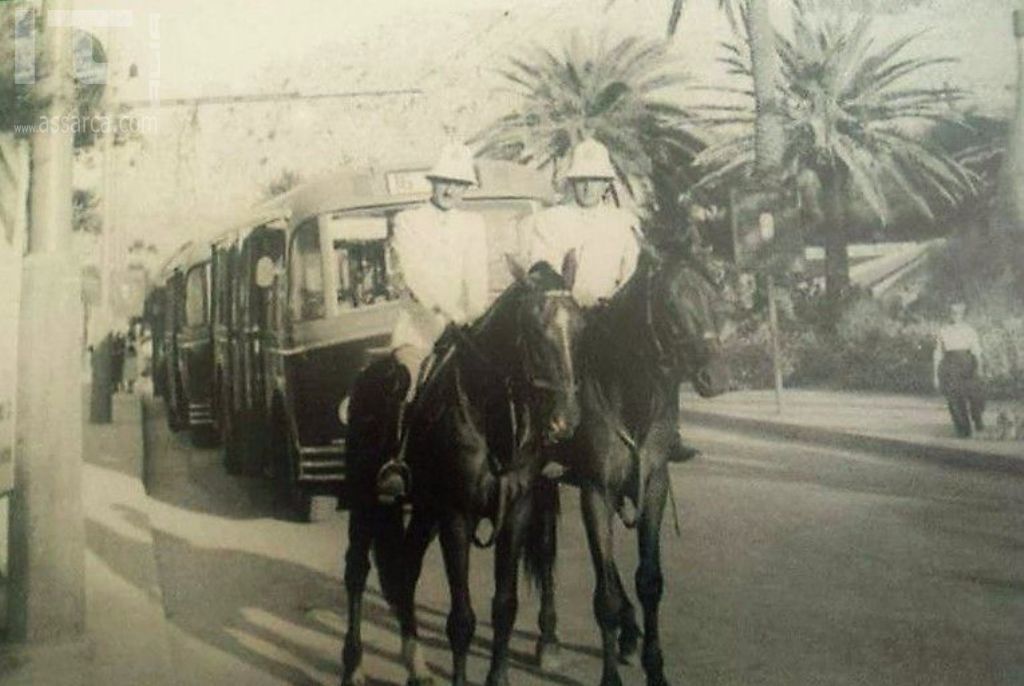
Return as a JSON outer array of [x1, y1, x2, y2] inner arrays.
[[933, 301, 986, 437], [522, 137, 700, 464], [377, 142, 489, 504]]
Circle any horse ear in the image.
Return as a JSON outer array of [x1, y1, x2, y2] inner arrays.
[[560, 249, 578, 291], [505, 253, 529, 285]]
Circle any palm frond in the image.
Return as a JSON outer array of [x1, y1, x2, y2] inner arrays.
[[476, 34, 703, 201], [699, 4, 975, 228]]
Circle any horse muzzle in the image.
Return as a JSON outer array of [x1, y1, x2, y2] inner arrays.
[[543, 405, 579, 444], [693, 356, 730, 398]]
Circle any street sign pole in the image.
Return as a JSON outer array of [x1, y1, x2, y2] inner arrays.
[[730, 186, 788, 413], [766, 273, 783, 414]]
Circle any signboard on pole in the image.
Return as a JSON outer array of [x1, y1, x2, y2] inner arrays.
[[727, 183, 805, 272], [0, 135, 29, 494]]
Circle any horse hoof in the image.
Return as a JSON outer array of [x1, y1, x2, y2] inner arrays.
[[600, 672, 624, 686], [618, 630, 640, 664], [341, 666, 365, 686], [536, 640, 564, 672], [646, 676, 671, 686], [406, 677, 435, 686], [484, 671, 510, 686]]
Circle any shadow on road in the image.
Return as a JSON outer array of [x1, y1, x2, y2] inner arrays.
[[87, 503, 595, 685], [83, 392, 145, 481], [87, 507, 348, 684], [142, 398, 281, 521]]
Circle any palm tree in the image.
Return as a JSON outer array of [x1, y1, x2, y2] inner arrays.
[[608, 0, 784, 175], [696, 1, 977, 298], [473, 35, 704, 238]]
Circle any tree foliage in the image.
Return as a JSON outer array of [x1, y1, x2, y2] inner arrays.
[[474, 35, 704, 239], [0, 5, 113, 148], [263, 169, 303, 199], [696, 0, 977, 295], [605, 0, 741, 38], [73, 188, 101, 234]]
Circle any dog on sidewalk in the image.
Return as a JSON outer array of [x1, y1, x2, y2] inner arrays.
[[990, 408, 1024, 441]]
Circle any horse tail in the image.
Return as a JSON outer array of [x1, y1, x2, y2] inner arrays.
[[370, 505, 407, 607], [345, 356, 410, 608], [523, 476, 560, 591]]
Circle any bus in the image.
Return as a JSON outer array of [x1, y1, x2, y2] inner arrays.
[[234, 161, 552, 522], [158, 240, 216, 442], [210, 210, 288, 475]]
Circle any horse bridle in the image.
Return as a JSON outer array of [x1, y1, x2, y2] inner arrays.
[[450, 289, 577, 396], [448, 288, 579, 549], [643, 266, 719, 377], [517, 289, 578, 396]]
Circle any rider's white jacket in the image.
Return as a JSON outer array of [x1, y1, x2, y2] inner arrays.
[[389, 202, 489, 353], [522, 203, 641, 307]]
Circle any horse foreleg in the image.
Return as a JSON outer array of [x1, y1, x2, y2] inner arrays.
[[486, 497, 531, 686], [636, 466, 671, 686], [439, 513, 476, 686], [581, 487, 625, 686], [612, 566, 641, 664], [536, 557, 562, 672], [394, 510, 437, 686], [530, 480, 562, 671], [341, 506, 373, 686]]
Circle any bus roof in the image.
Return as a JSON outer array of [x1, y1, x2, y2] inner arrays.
[[160, 239, 211, 277], [166, 159, 554, 275], [263, 159, 555, 229]]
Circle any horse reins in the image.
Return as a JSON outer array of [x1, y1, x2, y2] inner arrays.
[[446, 290, 578, 548]]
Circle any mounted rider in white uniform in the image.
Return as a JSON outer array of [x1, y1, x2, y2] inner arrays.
[[522, 138, 701, 463], [376, 143, 490, 503]]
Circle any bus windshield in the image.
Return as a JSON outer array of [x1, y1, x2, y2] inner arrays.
[[291, 198, 541, 321]]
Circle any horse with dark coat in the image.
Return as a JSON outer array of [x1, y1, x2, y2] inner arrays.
[[340, 260, 585, 686], [519, 248, 731, 686]]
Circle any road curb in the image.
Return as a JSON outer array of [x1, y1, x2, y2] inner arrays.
[[681, 409, 1024, 477]]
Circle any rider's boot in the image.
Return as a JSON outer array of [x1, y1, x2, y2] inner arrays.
[[666, 430, 701, 463], [376, 401, 411, 505]]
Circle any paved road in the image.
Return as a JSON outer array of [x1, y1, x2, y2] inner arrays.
[[133, 398, 1024, 685]]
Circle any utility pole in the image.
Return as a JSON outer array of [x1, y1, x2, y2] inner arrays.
[[8, 0, 86, 642], [90, 24, 118, 424]]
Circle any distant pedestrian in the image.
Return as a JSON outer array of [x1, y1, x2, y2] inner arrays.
[[933, 302, 985, 438], [111, 331, 126, 392], [124, 331, 139, 394]]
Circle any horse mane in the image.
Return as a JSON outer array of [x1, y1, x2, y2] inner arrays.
[[581, 250, 717, 381]]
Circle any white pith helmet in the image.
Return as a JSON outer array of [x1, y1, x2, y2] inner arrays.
[[564, 138, 617, 180], [426, 143, 478, 185]]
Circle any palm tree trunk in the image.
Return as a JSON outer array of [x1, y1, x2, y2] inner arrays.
[[745, 0, 784, 177], [821, 170, 850, 300], [1007, 10, 1024, 234]]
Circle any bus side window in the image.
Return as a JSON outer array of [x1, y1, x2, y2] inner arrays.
[[289, 221, 325, 321], [255, 228, 285, 328], [185, 264, 208, 328]]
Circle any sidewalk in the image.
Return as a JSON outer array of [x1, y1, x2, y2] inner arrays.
[[681, 388, 1024, 476], [0, 389, 174, 686]]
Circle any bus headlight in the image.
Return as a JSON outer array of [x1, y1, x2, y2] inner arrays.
[[338, 395, 350, 426]]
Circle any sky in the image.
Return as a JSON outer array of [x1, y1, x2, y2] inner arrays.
[[81, 0, 1019, 103], [62, 0, 1024, 258]]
